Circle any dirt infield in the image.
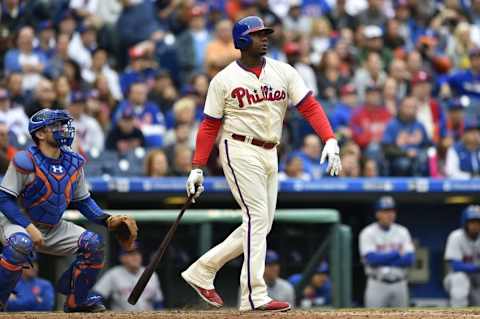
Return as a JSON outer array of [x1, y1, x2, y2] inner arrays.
[[2, 309, 480, 319]]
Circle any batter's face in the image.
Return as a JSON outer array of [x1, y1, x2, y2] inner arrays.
[[247, 30, 270, 56], [376, 209, 396, 227]]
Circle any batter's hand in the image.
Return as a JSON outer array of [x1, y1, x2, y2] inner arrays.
[[186, 169, 205, 203], [320, 138, 342, 176], [25, 224, 44, 248]]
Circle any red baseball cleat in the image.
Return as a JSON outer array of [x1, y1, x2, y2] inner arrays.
[[182, 275, 224, 308], [255, 300, 291, 312]]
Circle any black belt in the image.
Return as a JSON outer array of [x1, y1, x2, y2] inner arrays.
[[231, 134, 276, 149], [369, 275, 405, 284]]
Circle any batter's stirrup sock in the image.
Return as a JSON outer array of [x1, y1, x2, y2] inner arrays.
[[0, 258, 23, 307]]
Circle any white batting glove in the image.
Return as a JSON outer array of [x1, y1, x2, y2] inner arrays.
[[320, 138, 342, 176], [186, 169, 205, 203]]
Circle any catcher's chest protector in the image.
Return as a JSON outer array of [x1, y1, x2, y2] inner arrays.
[[21, 146, 85, 225]]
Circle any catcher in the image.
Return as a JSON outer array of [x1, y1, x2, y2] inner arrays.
[[0, 109, 137, 312]]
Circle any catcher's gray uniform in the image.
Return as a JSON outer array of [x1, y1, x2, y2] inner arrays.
[[0, 162, 90, 255], [93, 266, 163, 311]]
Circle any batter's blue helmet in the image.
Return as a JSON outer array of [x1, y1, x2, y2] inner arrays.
[[28, 109, 75, 147], [232, 16, 273, 50], [375, 196, 396, 212], [461, 205, 480, 226]]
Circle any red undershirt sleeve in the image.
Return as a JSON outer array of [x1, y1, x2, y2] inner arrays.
[[192, 115, 222, 167], [296, 93, 335, 142]]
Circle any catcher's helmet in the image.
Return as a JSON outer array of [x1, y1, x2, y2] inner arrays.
[[232, 16, 273, 50], [461, 205, 480, 227], [28, 108, 75, 147], [375, 196, 396, 212]]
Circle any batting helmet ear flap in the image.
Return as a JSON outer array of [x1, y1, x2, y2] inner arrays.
[[237, 35, 252, 49]]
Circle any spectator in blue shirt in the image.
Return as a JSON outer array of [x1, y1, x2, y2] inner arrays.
[[445, 48, 480, 103], [34, 21, 56, 61], [120, 47, 158, 96], [175, 5, 211, 83], [4, 26, 48, 91], [287, 134, 324, 179], [382, 96, 431, 176], [445, 97, 468, 143], [330, 83, 358, 141], [278, 154, 312, 182], [114, 81, 166, 148], [116, 0, 163, 67], [6, 262, 54, 312], [445, 117, 480, 178]]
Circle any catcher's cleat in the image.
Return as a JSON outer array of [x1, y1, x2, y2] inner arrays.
[[255, 300, 291, 312], [181, 273, 224, 308], [64, 294, 106, 313]]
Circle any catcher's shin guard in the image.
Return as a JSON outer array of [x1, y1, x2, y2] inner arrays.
[[0, 233, 35, 307], [58, 231, 104, 309]]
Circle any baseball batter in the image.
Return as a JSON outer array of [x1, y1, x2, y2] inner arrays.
[[0, 109, 137, 312], [359, 196, 415, 308], [182, 16, 341, 312], [444, 205, 480, 307]]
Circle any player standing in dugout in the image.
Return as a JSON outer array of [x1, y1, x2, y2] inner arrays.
[[182, 16, 342, 312]]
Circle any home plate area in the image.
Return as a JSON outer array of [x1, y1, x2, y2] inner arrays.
[[2, 309, 480, 319]]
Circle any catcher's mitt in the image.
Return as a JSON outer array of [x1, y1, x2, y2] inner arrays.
[[107, 215, 138, 251]]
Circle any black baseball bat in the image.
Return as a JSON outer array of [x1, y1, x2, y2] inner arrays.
[[128, 194, 195, 305]]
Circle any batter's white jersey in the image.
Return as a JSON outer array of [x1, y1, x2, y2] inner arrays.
[[359, 223, 414, 280], [204, 57, 310, 143]]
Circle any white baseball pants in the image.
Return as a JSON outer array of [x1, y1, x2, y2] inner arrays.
[[182, 137, 278, 310]]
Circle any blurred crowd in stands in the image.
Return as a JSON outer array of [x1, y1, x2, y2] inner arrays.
[[1, 0, 480, 179]]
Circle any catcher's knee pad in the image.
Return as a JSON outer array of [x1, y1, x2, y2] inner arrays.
[[0, 233, 35, 305], [2, 232, 35, 266], [77, 231, 104, 264]]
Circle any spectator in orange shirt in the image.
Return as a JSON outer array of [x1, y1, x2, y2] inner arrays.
[[204, 19, 241, 78]]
